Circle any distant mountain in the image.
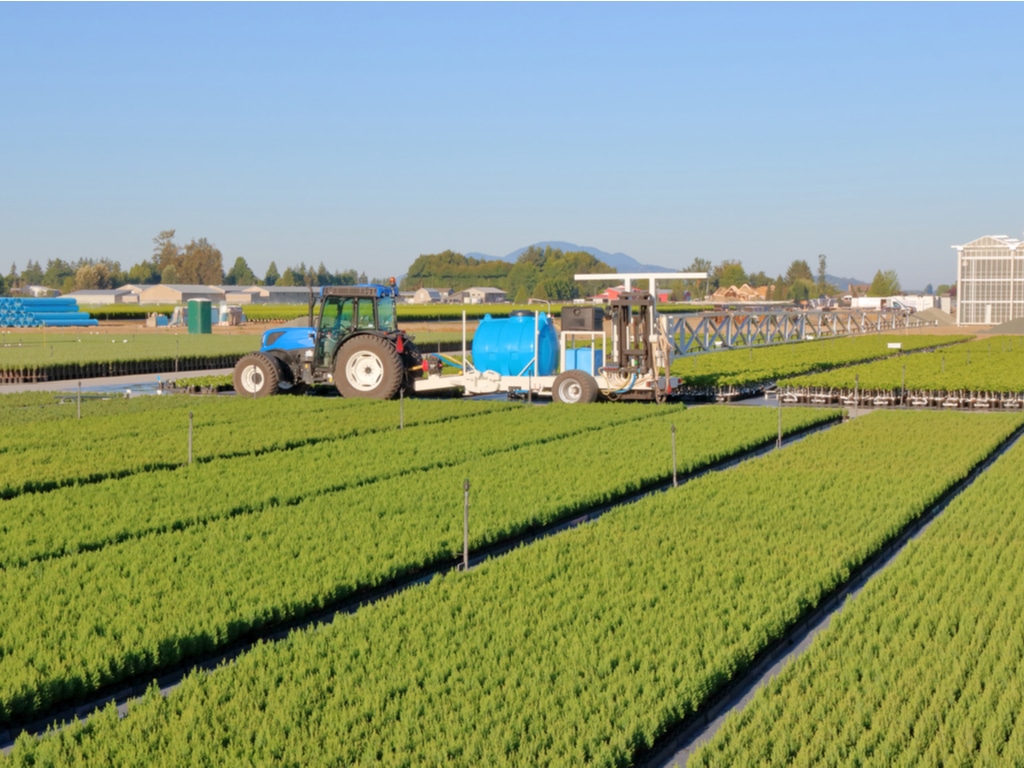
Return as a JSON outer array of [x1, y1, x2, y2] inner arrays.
[[826, 274, 868, 292], [465, 241, 675, 273]]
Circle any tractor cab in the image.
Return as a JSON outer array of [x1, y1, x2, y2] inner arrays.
[[313, 288, 399, 368]]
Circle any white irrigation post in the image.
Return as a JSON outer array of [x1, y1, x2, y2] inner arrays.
[[462, 479, 470, 571], [671, 423, 678, 487], [776, 395, 782, 449], [188, 411, 194, 465], [901, 363, 907, 407], [77, 381, 82, 419]]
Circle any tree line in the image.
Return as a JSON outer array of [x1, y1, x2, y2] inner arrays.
[[1, 230, 381, 296], [1, 230, 924, 302], [678, 254, 915, 301], [403, 246, 617, 302]]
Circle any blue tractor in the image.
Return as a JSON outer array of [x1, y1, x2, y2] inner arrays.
[[232, 283, 422, 399]]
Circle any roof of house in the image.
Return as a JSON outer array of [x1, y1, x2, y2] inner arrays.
[[63, 288, 136, 297], [147, 284, 225, 294]]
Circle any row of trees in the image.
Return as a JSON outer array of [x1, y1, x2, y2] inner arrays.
[[403, 246, 618, 302], [676, 255, 914, 302], [2, 230, 928, 303], [1, 230, 378, 296]]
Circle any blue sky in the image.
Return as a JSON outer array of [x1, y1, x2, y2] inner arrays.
[[2, 2, 1021, 291]]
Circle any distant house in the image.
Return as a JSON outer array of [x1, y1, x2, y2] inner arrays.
[[220, 286, 264, 305], [61, 288, 139, 305], [222, 286, 315, 305], [709, 284, 768, 302], [17, 285, 60, 298], [453, 287, 507, 304], [138, 284, 225, 305], [592, 285, 671, 302], [411, 287, 451, 304]]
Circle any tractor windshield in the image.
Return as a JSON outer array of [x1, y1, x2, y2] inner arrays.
[[377, 297, 398, 332]]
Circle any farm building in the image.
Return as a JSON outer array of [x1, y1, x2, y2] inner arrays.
[[222, 286, 315, 304], [410, 287, 452, 304], [138, 284, 225, 305], [953, 234, 1024, 325], [62, 287, 140, 304], [452, 287, 507, 304], [15, 285, 60, 298], [709, 284, 769, 303]]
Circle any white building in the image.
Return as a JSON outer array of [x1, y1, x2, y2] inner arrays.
[[456, 287, 507, 304], [410, 287, 451, 304], [953, 235, 1024, 325]]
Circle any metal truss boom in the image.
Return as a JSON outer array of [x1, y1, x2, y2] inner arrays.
[[663, 308, 935, 355]]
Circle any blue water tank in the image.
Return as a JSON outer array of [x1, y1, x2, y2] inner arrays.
[[564, 347, 604, 374], [472, 312, 557, 376]]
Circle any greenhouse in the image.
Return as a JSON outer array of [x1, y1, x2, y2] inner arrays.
[[953, 234, 1024, 325]]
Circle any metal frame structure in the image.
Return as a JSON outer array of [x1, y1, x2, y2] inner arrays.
[[664, 308, 936, 355]]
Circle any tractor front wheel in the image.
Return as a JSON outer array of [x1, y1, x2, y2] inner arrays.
[[335, 336, 403, 399], [233, 353, 281, 397], [551, 370, 599, 404]]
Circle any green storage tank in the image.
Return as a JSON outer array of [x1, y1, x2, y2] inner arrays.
[[187, 299, 212, 334]]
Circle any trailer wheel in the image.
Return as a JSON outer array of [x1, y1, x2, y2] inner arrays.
[[233, 352, 280, 397], [335, 336, 403, 399], [552, 370, 599, 404]]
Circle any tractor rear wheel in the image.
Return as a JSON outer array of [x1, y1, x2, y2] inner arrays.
[[552, 370, 599, 404], [233, 353, 280, 397], [335, 336, 403, 399]]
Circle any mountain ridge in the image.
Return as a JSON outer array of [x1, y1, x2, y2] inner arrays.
[[464, 241, 675, 274]]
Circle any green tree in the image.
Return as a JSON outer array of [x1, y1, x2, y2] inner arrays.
[[153, 230, 180, 273], [786, 259, 814, 284], [817, 254, 827, 293], [42, 259, 76, 290], [127, 260, 160, 285], [277, 268, 300, 287], [225, 257, 257, 286], [790, 279, 814, 303], [712, 260, 747, 291], [746, 271, 770, 288], [21, 260, 44, 286], [666, 257, 711, 299], [161, 264, 179, 284], [315, 263, 334, 287], [867, 270, 901, 297], [73, 262, 115, 290], [264, 262, 280, 286], [178, 238, 223, 284]]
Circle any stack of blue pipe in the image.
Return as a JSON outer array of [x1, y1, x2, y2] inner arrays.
[[0, 297, 99, 327]]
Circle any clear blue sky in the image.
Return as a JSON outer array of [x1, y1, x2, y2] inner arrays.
[[3, 2, 1022, 291]]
